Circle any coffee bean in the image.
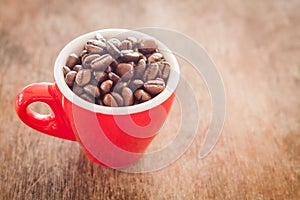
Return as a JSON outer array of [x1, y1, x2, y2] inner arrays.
[[63, 66, 71, 76], [73, 64, 83, 72], [65, 71, 77, 87], [80, 93, 95, 103], [66, 53, 79, 69], [135, 59, 146, 78], [103, 93, 118, 107], [108, 72, 121, 84], [75, 69, 91, 86], [134, 89, 152, 102], [72, 84, 84, 96], [85, 39, 106, 54], [138, 39, 157, 54], [93, 71, 107, 83], [111, 92, 124, 106], [128, 79, 144, 92], [148, 52, 163, 63], [87, 39, 106, 49], [122, 87, 134, 106], [116, 63, 134, 80], [91, 54, 113, 71], [144, 79, 165, 95], [121, 51, 140, 62], [85, 44, 104, 54], [107, 40, 121, 58], [113, 81, 127, 93], [100, 79, 113, 94], [83, 84, 101, 98], [119, 39, 133, 50], [143, 63, 159, 81], [82, 54, 101, 68], [158, 62, 171, 80]]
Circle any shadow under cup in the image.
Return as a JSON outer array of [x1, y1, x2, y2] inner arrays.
[[48, 29, 181, 168]]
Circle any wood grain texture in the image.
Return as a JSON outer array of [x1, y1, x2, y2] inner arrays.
[[0, 0, 299, 199]]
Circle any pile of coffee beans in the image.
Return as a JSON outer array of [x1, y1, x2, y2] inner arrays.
[[63, 34, 170, 107]]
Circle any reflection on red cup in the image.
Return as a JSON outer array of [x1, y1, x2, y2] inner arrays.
[[15, 29, 180, 168]]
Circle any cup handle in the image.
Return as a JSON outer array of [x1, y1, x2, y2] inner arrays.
[[15, 82, 76, 141]]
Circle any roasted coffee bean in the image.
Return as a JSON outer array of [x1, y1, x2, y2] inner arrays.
[[83, 84, 101, 98], [158, 62, 171, 80], [93, 71, 107, 83], [116, 63, 134, 80], [108, 72, 120, 84], [119, 39, 133, 50], [82, 54, 101, 68], [122, 87, 134, 106], [148, 52, 163, 63], [63, 66, 71, 76], [135, 59, 146, 78], [75, 69, 91, 86], [85, 39, 106, 54], [138, 39, 157, 54], [65, 71, 77, 87], [87, 39, 106, 49], [103, 93, 118, 107], [134, 89, 152, 102], [144, 79, 165, 95], [111, 92, 124, 106], [107, 40, 121, 58], [113, 81, 127, 93], [91, 54, 113, 71], [128, 79, 144, 92], [80, 93, 95, 103], [73, 64, 83, 72], [143, 63, 159, 81], [72, 84, 84, 96], [66, 53, 79, 69], [85, 44, 104, 54], [121, 51, 140, 62], [100, 79, 113, 94]]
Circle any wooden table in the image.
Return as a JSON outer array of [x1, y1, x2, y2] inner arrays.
[[1, 0, 299, 199]]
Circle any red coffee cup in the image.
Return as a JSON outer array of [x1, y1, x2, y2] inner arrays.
[[15, 29, 180, 168]]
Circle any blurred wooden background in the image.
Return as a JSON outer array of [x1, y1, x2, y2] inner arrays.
[[0, 0, 299, 199]]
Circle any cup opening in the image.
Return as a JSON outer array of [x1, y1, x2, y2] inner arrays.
[[54, 29, 180, 115]]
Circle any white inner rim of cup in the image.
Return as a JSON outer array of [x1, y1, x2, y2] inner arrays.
[[54, 29, 180, 115]]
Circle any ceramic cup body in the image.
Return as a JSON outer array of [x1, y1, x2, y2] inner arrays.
[[15, 29, 180, 168]]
